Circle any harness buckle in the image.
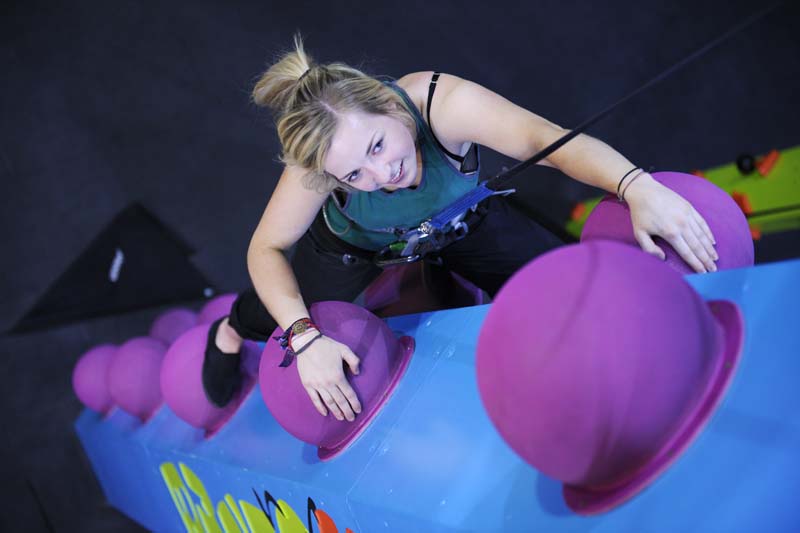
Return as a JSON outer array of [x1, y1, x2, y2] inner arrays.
[[373, 211, 472, 267]]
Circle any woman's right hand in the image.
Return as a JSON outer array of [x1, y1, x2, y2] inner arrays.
[[295, 334, 362, 421]]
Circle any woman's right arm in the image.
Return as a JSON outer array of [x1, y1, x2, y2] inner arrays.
[[246, 166, 363, 422]]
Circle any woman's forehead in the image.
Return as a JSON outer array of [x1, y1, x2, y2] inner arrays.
[[325, 112, 384, 171], [336, 111, 377, 137]]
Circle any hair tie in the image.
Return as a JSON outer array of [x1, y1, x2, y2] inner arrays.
[[620, 169, 647, 202], [298, 65, 313, 83], [616, 166, 641, 201]]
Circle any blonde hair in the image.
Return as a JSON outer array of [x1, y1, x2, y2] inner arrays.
[[252, 34, 417, 191]]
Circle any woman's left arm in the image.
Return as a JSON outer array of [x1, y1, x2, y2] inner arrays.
[[427, 73, 719, 273]]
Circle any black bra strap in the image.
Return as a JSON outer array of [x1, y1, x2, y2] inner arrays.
[[426, 72, 466, 163]]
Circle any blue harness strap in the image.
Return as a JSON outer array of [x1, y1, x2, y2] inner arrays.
[[426, 183, 497, 231]]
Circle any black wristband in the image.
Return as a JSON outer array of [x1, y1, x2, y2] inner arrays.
[[620, 169, 646, 202], [292, 332, 323, 356], [278, 332, 323, 368], [617, 166, 641, 201]]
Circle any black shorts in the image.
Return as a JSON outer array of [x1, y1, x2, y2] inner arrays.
[[228, 195, 563, 341]]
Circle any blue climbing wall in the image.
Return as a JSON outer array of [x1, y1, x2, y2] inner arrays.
[[75, 258, 800, 533]]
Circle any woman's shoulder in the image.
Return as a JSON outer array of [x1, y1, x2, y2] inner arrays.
[[395, 71, 469, 117], [395, 71, 436, 113]]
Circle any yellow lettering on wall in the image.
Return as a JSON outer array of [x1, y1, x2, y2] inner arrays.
[[217, 500, 243, 532], [160, 462, 204, 533], [223, 495, 250, 532], [275, 500, 308, 533], [160, 461, 355, 533], [239, 500, 276, 533], [179, 463, 224, 533]]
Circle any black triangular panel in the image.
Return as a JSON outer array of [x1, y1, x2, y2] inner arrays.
[[9, 203, 214, 333]]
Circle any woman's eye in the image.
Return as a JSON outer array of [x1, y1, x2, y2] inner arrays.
[[372, 139, 383, 154], [346, 170, 360, 183]]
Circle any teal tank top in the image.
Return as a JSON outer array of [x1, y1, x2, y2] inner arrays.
[[322, 83, 480, 251]]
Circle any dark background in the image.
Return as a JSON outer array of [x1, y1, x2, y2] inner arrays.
[[2, 1, 798, 531]]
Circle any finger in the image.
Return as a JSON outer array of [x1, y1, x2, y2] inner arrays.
[[689, 218, 718, 266], [337, 382, 362, 415], [305, 387, 328, 417], [317, 388, 345, 421], [633, 230, 666, 261], [681, 223, 716, 272], [694, 212, 716, 245], [342, 349, 360, 375], [328, 385, 356, 421], [666, 233, 707, 273]]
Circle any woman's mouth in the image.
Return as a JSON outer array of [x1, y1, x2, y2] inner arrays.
[[389, 160, 404, 184]]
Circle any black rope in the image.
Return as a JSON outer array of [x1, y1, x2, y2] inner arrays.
[[27, 478, 56, 533], [486, 2, 785, 191], [746, 204, 800, 219]]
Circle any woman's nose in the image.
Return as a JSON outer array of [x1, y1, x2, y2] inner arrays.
[[366, 158, 393, 184]]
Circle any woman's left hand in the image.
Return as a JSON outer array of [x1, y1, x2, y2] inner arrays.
[[624, 174, 719, 273]]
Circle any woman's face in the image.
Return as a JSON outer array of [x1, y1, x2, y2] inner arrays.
[[323, 111, 418, 192]]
